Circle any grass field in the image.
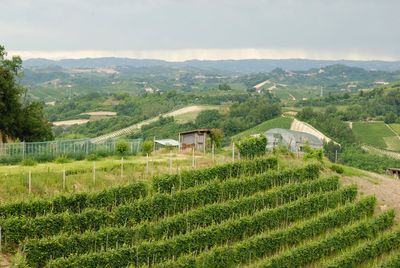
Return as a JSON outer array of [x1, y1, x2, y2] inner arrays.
[[232, 116, 293, 140], [353, 121, 400, 151], [1, 158, 399, 267], [390, 123, 400, 135], [0, 151, 231, 203]]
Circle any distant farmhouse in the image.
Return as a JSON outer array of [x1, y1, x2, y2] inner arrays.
[[179, 129, 211, 152], [266, 128, 323, 152]]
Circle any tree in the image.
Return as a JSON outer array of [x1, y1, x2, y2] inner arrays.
[[141, 140, 153, 156], [384, 112, 397, 124], [236, 135, 267, 159], [116, 140, 129, 155], [0, 45, 53, 142], [210, 128, 223, 148], [218, 83, 232, 91]]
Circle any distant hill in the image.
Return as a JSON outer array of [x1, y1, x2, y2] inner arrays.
[[23, 58, 400, 73]]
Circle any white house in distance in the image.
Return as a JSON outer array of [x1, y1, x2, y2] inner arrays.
[[266, 128, 323, 152]]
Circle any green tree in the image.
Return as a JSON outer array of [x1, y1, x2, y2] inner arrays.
[[0, 45, 53, 142], [236, 135, 267, 159], [141, 140, 153, 156], [210, 128, 224, 148], [116, 140, 129, 155], [384, 112, 397, 124]]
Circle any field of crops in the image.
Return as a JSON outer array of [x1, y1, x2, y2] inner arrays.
[[1, 157, 399, 267], [353, 121, 400, 151]]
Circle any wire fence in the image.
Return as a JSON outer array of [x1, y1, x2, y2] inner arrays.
[[0, 138, 142, 160]]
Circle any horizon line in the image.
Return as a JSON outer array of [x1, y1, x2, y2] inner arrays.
[[8, 48, 400, 62]]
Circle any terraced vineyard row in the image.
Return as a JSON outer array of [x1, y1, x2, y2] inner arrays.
[[0, 157, 398, 267]]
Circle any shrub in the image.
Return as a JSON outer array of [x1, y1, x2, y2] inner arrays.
[[20, 157, 37, 166], [236, 135, 267, 159], [54, 155, 70, 164], [141, 140, 153, 156], [330, 164, 344, 174], [115, 140, 129, 155], [86, 154, 99, 161]]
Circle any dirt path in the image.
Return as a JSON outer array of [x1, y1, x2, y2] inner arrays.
[[342, 172, 400, 221], [0, 254, 10, 268], [91, 105, 215, 143], [290, 118, 333, 143]]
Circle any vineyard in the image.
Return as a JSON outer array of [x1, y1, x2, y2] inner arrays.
[[0, 157, 399, 267]]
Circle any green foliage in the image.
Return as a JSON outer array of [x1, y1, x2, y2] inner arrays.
[[381, 252, 400, 268], [218, 83, 232, 91], [323, 227, 400, 267], [169, 196, 376, 268], [0, 45, 53, 142], [115, 139, 129, 155], [330, 164, 344, 174], [258, 210, 395, 267], [20, 157, 37, 166], [85, 153, 99, 161], [48, 187, 357, 267], [210, 128, 223, 148], [303, 143, 323, 161], [232, 116, 293, 141], [352, 122, 396, 150], [0, 182, 147, 218], [54, 155, 70, 164], [141, 140, 153, 156], [236, 135, 267, 159], [384, 112, 398, 124], [339, 146, 400, 173], [152, 157, 280, 193], [0, 164, 317, 247], [23, 177, 337, 265]]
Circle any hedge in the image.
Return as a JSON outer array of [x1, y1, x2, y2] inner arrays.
[[48, 186, 357, 267], [0, 182, 147, 218], [152, 157, 280, 193], [0, 164, 320, 248], [256, 209, 396, 268], [163, 196, 376, 268], [24, 176, 339, 266], [323, 228, 400, 268]]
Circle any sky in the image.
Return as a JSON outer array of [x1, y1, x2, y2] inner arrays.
[[1, 0, 400, 61]]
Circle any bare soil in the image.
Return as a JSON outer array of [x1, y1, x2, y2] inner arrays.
[[342, 172, 400, 221]]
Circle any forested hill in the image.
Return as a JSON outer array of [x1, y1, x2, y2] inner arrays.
[[24, 58, 400, 73]]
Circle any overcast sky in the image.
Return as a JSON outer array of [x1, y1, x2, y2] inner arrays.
[[2, 0, 400, 61]]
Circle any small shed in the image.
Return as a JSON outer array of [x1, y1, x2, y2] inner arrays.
[[386, 168, 400, 179], [179, 129, 211, 152]]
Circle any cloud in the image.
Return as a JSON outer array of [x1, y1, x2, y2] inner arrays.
[[10, 48, 400, 61]]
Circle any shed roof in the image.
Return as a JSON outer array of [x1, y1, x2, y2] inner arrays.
[[179, 128, 211, 135], [155, 139, 180, 147]]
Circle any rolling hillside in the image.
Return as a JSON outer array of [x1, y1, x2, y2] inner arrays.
[[231, 116, 293, 140], [353, 122, 400, 152]]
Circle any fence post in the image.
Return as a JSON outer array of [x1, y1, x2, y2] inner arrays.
[[22, 141, 25, 159], [93, 161, 96, 185], [212, 142, 215, 164], [169, 151, 172, 173], [62, 169, 66, 190], [192, 147, 195, 168], [146, 154, 149, 177], [238, 141, 241, 161], [232, 143, 235, 162], [28, 170, 32, 194], [335, 150, 338, 163], [121, 157, 124, 179]]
